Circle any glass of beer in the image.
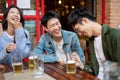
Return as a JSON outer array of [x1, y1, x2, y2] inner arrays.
[[29, 54, 38, 72], [12, 53, 23, 75], [66, 53, 76, 74]]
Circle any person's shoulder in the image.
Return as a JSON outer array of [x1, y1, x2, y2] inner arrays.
[[105, 25, 120, 38], [103, 24, 120, 34], [109, 27, 120, 34], [40, 33, 50, 39], [24, 29, 29, 33], [1, 31, 7, 38], [62, 30, 76, 35]]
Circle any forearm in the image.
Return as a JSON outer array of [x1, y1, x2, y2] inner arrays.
[[15, 29, 31, 58], [41, 53, 58, 63]]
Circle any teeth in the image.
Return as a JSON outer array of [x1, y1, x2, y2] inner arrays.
[[11, 17, 15, 20]]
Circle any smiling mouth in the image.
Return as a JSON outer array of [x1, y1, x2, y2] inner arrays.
[[54, 31, 60, 35], [11, 17, 15, 21], [11, 17, 19, 21]]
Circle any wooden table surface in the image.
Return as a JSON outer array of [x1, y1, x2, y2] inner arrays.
[[4, 69, 55, 80], [44, 63, 99, 80], [3, 62, 99, 80]]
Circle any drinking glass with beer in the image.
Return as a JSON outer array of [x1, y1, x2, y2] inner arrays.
[[12, 53, 23, 75], [29, 53, 38, 72], [29, 54, 38, 72], [66, 52, 76, 74]]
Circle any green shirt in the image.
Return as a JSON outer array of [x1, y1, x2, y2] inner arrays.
[[83, 24, 120, 76]]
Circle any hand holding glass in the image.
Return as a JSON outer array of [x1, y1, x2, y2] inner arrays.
[[66, 53, 76, 74]]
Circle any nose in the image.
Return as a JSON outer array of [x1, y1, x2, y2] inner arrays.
[[53, 22, 61, 29], [53, 24, 59, 30]]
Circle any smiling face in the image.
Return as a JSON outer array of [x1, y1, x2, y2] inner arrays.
[[73, 18, 93, 38], [6, 8, 21, 25], [45, 18, 62, 37]]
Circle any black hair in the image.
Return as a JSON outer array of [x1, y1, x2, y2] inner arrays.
[[41, 10, 60, 28], [68, 8, 96, 27], [2, 5, 24, 31]]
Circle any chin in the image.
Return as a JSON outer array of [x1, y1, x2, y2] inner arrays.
[[56, 34, 62, 37]]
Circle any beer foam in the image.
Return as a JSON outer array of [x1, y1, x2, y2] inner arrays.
[[67, 60, 75, 64], [34, 55, 38, 59], [13, 62, 22, 65], [29, 56, 34, 59]]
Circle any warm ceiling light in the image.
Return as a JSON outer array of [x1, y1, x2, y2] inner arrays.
[[58, 0, 62, 4], [65, 5, 69, 9], [71, 5, 75, 9], [80, 1, 85, 6]]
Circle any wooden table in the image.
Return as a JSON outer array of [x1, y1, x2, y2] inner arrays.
[[3, 62, 99, 80], [4, 69, 55, 80], [44, 63, 99, 80]]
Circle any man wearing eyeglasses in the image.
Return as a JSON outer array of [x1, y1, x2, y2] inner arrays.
[[33, 10, 85, 69]]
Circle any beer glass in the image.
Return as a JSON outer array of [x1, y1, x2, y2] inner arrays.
[[34, 55, 44, 77], [12, 53, 23, 75], [29, 54, 38, 72], [66, 53, 76, 74]]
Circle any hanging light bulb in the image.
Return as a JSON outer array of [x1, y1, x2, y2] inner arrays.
[[58, 0, 62, 4], [71, 5, 75, 9]]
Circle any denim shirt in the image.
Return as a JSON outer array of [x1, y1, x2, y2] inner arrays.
[[0, 28, 31, 64], [34, 30, 85, 63]]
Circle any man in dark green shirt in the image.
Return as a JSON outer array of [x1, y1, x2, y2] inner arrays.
[[68, 8, 120, 80]]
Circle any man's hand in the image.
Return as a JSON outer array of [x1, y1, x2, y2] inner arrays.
[[6, 43, 16, 53], [71, 52, 84, 69], [58, 58, 64, 64]]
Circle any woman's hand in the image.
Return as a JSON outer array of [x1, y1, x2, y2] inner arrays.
[[6, 43, 16, 53], [13, 20, 22, 29], [12, 16, 22, 29]]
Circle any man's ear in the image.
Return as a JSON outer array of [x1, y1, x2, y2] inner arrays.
[[82, 17, 89, 24], [44, 27, 48, 32]]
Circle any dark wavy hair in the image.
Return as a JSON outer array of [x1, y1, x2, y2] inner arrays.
[[68, 8, 96, 27], [2, 5, 24, 31], [41, 10, 60, 28]]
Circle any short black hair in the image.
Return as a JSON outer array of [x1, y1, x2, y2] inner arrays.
[[2, 5, 24, 31], [68, 8, 96, 27], [41, 10, 60, 27]]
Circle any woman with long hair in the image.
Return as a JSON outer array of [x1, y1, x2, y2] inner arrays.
[[0, 5, 31, 64]]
